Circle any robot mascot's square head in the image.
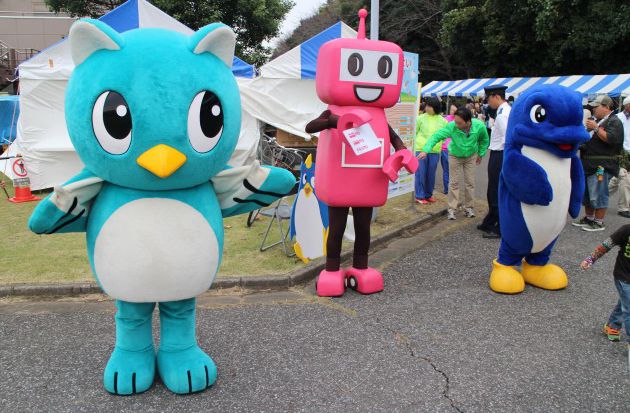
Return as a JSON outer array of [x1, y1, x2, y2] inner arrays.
[[315, 9, 403, 108]]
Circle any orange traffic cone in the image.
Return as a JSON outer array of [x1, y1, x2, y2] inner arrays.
[[7, 155, 40, 203], [9, 185, 40, 203]]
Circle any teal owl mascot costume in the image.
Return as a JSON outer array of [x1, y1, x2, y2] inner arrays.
[[28, 19, 295, 395]]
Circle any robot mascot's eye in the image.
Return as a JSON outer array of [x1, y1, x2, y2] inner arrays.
[[348, 52, 364, 76], [529, 105, 547, 123], [378, 55, 393, 78], [188, 91, 224, 153], [92, 91, 132, 155]]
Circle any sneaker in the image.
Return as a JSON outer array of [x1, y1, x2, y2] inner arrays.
[[582, 220, 605, 232], [619, 211, 630, 218], [416, 198, 429, 205], [426, 197, 437, 203], [572, 216, 594, 227], [464, 208, 475, 218], [603, 323, 621, 341], [447, 210, 456, 220]]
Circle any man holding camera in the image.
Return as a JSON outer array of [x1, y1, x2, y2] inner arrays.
[[573, 95, 624, 231]]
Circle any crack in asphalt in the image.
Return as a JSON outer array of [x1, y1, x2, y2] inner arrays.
[[375, 317, 463, 413]]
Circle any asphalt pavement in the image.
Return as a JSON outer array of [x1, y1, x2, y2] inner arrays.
[[2, 161, 630, 412]]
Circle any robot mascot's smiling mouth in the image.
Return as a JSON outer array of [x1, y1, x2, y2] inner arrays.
[[353, 85, 384, 103]]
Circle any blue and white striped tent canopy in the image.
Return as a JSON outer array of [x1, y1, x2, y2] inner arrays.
[[422, 74, 630, 98], [260, 21, 357, 79]]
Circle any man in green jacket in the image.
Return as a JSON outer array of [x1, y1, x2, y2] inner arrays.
[[418, 107, 490, 220]]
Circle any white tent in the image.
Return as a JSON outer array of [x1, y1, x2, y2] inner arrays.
[[238, 21, 357, 140], [2, 0, 258, 190]]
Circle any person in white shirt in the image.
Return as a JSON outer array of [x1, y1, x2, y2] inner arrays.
[[609, 96, 630, 218], [478, 84, 510, 238]]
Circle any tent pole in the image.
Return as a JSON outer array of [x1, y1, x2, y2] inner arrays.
[[370, 0, 379, 40]]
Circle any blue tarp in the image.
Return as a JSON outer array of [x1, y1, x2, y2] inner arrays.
[[0, 96, 19, 145]]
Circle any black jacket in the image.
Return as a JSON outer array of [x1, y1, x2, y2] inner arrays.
[[580, 114, 624, 176]]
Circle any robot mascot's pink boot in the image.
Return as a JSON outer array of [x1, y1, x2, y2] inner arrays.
[[307, 9, 418, 298], [345, 267, 384, 295], [316, 270, 346, 297]]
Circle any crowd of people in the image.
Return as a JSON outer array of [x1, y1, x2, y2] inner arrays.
[[415, 91, 630, 232], [415, 85, 509, 230]]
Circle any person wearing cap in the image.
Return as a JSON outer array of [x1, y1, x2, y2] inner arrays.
[[418, 107, 489, 220], [573, 94, 624, 231], [608, 96, 630, 218], [478, 84, 510, 239]]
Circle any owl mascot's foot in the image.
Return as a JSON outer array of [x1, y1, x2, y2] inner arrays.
[[104, 301, 156, 395], [156, 299, 217, 394], [521, 260, 568, 290], [157, 345, 217, 394], [104, 347, 156, 395], [489, 259, 525, 294]]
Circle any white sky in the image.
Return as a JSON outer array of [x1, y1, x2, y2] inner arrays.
[[268, 0, 327, 47]]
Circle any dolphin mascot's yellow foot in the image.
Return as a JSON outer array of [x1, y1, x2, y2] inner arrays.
[[521, 260, 568, 290], [489, 260, 525, 294]]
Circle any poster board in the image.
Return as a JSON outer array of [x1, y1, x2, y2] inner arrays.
[[386, 52, 419, 198]]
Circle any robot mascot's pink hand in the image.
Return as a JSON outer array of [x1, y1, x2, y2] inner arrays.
[[383, 148, 419, 182], [337, 109, 372, 131]]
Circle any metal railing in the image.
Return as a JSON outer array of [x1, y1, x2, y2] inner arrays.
[[0, 40, 39, 75]]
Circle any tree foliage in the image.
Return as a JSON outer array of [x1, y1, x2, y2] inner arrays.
[[45, 0, 293, 66], [277, 0, 630, 82]]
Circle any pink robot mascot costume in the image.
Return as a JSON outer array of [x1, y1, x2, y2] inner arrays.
[[306, 9, 418, 297]]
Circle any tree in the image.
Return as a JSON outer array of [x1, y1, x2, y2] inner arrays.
[[45, 0, 294, 66], [274, 0, 457, 83], [440, 0, 630, 78], [278, 0, 630, 83]]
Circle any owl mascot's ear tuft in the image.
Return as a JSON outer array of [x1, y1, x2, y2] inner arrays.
[[69, 18, 125, 66], [189, 23, 236, 68]]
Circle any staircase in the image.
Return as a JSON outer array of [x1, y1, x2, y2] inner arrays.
[[0, 40, 39, 92]]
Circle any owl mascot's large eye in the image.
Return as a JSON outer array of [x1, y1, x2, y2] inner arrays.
[[188, 91, 224, 153], [92, 91, 132, 154]]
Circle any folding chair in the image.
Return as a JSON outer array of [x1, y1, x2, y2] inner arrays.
[[259, 198, 294, 256]]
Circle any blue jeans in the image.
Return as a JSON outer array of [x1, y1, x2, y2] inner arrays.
[[608, 278, 630, 342], [583, 171, 612, 209], [415, 152, 439, 199], [440, 150, 449, 194]]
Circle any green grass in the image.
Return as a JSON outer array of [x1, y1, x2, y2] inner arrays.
[[0, 178, 444, 284]]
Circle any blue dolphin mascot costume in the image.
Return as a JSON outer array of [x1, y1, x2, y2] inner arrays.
[[28, 19, 295, 394], [490, 85, 590, 294]]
